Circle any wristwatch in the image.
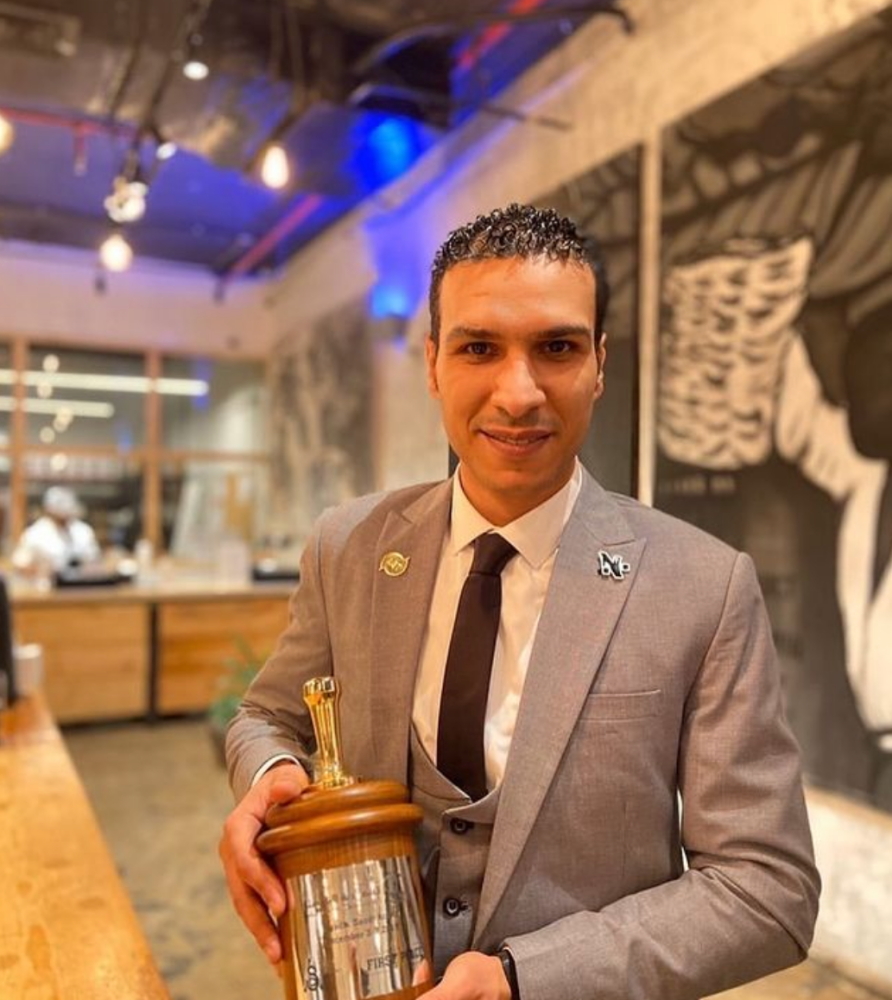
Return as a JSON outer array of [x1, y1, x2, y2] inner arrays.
[[497, 947, 520, 1000]]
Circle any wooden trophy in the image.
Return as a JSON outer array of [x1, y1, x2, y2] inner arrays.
[[258, 677, 433, 1000]]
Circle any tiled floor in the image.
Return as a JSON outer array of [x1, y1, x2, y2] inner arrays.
[[712, 962, 889, 1000], [65, 718, 280, 1000], [64, 718, 888, 1000]]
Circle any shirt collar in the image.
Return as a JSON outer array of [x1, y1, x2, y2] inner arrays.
[[449, 460, 583, 569]]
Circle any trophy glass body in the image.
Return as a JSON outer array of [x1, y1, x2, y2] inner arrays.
[[258, 677, 433, 1000]]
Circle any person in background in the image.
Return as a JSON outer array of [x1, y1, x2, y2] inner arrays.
[[12, 486, 101, 576]]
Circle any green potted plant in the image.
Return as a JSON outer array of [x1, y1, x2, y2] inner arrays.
[[208, 636, 267, 766]]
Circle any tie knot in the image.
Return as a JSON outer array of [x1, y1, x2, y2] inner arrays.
[[470, 533, 517, 576]]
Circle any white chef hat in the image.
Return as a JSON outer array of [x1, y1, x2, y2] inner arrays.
[[42, 486, 82, 519]]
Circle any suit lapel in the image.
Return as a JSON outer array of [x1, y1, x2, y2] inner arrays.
[[368, 481, 452, 783], [475, 473, 646, 944]]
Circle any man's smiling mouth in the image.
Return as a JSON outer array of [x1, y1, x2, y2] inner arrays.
[[479, 429, 553, 450]]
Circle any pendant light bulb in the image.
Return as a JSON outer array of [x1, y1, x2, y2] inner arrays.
[[100, 233, 134, 273], [183, 59, 209, 81], [261, 143, 291, 189], [0, 113, 15, 156]]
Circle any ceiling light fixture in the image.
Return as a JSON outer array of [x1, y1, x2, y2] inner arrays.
[[104, 175, 147, 223], [0, 398, 114, 419], [100, 233, 134, 273], [183, 59, 209, 81], [0, 112, 14, 156], [0, 370, 210, 397], [260, 143, 291, 189]]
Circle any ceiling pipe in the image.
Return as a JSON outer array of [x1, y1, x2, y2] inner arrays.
[[0, 105, 135, 139], [220, 0, 633, 283], [104, 0, 148, 122], [351, 1, 633, 78], [222, 194, 324, 280], [457, 0, 554, 73], [347, 81, 570, 131]]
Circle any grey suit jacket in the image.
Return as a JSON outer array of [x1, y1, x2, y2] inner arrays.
[[227, 470, 820, 1000]]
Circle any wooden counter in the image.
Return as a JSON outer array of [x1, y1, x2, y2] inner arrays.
[[11, 580, 293, 724], [0, 693, 170, 998]]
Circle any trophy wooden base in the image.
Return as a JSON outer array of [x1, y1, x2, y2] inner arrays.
[[259, 780, 433, 1000]]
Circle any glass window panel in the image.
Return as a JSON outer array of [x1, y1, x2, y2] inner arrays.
[[162, 459, 270, 559], [161, 357, 267, 453], [24, 453, 143, 552], [25, 346, 146, 449], [0, 341, 12, 443]]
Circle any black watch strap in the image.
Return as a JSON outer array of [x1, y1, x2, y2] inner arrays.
[[497, 947, 520, 1000]]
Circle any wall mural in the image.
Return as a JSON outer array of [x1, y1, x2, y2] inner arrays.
[[269, 298, 374, 546], [538, 147, 640, 496], [657, 12, 892, 811]]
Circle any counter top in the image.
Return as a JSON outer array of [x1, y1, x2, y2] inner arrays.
[[0, 693, 171, 998], [10, 576, 296, 606]]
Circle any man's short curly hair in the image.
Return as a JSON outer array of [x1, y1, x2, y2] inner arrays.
[[429, 203, 610, 344]]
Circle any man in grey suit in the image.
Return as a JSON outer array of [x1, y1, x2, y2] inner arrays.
[[221, 204, 820, 1000]]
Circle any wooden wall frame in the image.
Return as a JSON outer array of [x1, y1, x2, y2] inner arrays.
[[0, 334, 271, 552]]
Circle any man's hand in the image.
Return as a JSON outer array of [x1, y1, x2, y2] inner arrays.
[[219, 761, 309, 964], [426, 952, 511, 1000]]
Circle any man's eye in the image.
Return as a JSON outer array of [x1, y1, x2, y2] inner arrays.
[[544, 340, 572, 354], [465, 342, 492, 356]]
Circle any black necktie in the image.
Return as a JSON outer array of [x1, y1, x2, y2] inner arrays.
[[437, 533, 518, 799]]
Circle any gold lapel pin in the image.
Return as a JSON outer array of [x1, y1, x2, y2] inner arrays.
[[379, 551, 410, 577]]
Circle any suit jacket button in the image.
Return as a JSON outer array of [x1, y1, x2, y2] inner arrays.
[[450, 819, 473, 835], [443, 897, 462, 917]]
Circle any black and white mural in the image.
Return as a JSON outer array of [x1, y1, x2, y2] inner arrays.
[[657, 13, 892, 811], [270, 298, 375, 545], [538, 147, 640, 496]]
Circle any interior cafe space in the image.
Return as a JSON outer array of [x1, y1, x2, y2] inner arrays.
[[2, 1, 892, 999]]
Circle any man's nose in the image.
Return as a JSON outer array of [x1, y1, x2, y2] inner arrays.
[[491, 355, 546, 417]]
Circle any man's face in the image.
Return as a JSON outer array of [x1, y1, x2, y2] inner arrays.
[[426, 256, 605, 525]]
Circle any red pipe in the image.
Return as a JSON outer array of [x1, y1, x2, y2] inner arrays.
[[226, 194, 324, 279], [456, 0, 549, 73], [0, 105, 134, 139]]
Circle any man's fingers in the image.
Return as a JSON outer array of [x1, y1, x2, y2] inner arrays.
[[220, 813, 286, 915], [219, 762, 309, 965], [266, 772, 308, 806], [223, 857, 283, 964]]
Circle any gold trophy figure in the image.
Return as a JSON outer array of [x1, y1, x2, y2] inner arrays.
[[258, 677, 433, 1000]]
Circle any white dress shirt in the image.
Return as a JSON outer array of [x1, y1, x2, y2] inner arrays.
[[412, 462, 582, 792]]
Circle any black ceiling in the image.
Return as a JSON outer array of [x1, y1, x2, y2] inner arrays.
[[0, 0, 631, 278]]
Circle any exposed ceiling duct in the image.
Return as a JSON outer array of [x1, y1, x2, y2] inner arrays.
[[0, 0, 633, 276]]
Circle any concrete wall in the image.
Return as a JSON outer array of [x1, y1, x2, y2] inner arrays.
[[269, 0, 892, 989], [0, 240, 275, 358]]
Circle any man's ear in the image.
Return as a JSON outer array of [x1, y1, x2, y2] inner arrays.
[[594, 333, 607, 400], [425, 336, 440, 399]]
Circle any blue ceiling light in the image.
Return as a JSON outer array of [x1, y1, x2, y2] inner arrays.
[[365, 208, 430, 324], [370, 282, 413, 319], [367, 117, 420, 181], [352, 115, 427, 193]]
